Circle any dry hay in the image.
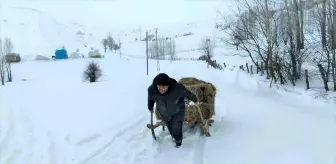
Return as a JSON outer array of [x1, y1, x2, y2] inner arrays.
[[178, 77, 207, 85], [184, 83, 216, 104], [154, 77, 217, 125], [178, 77, 216, 94], [185, 103, 215, 124], [155, 103, 215, 124], [180, 77, 216, 124]]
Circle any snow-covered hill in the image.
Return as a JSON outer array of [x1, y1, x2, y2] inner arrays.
[[1, 0, 233, 60], [0, 1, 336, 164]]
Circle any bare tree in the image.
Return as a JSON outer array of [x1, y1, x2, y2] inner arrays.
[[308, 0, 336, 91], [218, 0, 275, 78], [199, 37, 214, 60], [167, 38, 176, 61], [280, 0, 307, 84], [264, 0, 274, 82], [0, 56, 4, 85], [3, 37, 13, 82], [101, 38, 108, 53], [0, 39, 4, 85], [148, 37, 176, 60], [218, 0, 313, 87], [332, 0, 336, 90], [106, 33, 115, 51], [112, 44, 120, 53]]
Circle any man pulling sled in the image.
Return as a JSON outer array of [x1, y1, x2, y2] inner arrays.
[[147, 73, 216, 148]]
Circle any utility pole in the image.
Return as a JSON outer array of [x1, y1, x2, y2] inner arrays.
[[155, 28, 160, 71], [146, 31, 149, 75], [139, 26, 142, 40], [119, 38, 121, 58]]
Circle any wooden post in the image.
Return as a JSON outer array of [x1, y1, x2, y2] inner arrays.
[[146, 31, 149, 75], [246, 63, 249, 73], [305, 69, 309, 89], [317, 64, 329, 91], [250, 65, 253, 74]]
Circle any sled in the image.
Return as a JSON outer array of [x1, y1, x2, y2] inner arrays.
[[147, 104, 214, 140], [147, 77, 217, 140]]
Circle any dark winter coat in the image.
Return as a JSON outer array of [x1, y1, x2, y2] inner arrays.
[[147, 76, 198, 121]]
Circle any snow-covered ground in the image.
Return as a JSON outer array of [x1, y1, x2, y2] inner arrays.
[[1, 55, 336, 164], [1, 0, 336, 164]]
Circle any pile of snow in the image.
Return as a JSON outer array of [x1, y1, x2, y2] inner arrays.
[[35, 55, 50, 61]]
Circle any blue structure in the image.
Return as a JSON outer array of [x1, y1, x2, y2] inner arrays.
[[55, 48, 68, 59]]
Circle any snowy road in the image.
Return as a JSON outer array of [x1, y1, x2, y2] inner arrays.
[[1, 58, 336, 164], [1, 0, 335, 163]]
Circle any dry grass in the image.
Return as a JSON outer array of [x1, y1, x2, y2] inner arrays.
[[185, 103, 215, 124]]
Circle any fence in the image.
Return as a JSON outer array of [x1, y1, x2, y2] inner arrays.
[[237, 61, 335, 92]]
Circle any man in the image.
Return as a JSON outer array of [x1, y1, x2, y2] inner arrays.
[[147, 73, 198, 147]]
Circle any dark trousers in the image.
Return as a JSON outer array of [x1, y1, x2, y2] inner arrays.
[[161, 111, 185, 142]]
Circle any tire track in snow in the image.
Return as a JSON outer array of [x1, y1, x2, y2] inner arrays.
[[80, 113, 226, 164], [75, 133, 101, 146], [148, 126, 207, 164], [0, 104, 59, 164], [191, 136, 205, 164], [15, 106, 55, 164], [0, 107, 16, 164], [190, 115, 226, 164], [100, 118, 157, 164], [47, 132, 56, 164], [79, 115, 148, 164]]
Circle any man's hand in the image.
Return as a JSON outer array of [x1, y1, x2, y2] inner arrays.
[[195, 101, 203, 105], [187, 101, 202, 106]]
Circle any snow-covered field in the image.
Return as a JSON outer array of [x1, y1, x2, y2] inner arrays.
[[1, 55, 336, 164], [1, 0, 336, 164]]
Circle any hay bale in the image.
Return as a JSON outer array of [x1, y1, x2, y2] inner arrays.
[[178, 77, 207, 85], [180, 77, 217, 124], [185, 103, 215, 124], [179, 77, 217, 93], [155, 103, 215, 124], [184, 83, 216, 104]]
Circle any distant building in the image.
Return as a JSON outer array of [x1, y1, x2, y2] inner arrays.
[[5, 53, 21, 63], [55, 48, 68, 59]]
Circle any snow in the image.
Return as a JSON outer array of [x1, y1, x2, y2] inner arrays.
[[1, 0, 336, 164]]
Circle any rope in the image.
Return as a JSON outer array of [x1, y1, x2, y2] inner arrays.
[[196, 103, 205, 124]]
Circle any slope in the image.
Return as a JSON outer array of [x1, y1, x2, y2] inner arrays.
[[1, 0, 230, 60], [1, 0, 336, 163], [1, 56, 336, 164], [1, 2, 143, 60]]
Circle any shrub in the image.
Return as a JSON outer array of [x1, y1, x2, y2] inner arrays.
[[83, 61, 102, 83]]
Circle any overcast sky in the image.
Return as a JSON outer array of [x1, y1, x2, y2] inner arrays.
[[4, 0, 228, 30]]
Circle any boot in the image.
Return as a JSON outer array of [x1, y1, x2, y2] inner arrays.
[[175, 139, 182, 148]]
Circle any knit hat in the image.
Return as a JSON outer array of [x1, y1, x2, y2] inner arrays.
[[154, 73, 171, 85]]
